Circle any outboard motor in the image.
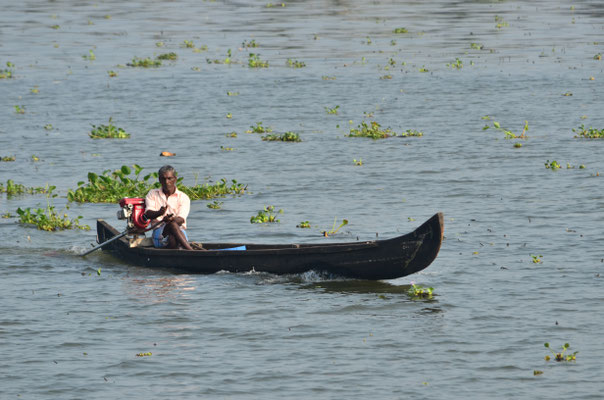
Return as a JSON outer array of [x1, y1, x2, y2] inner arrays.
[[117, 198, 150, 231]]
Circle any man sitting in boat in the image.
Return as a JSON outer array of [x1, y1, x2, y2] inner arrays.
[[144, 165, 193, 250]]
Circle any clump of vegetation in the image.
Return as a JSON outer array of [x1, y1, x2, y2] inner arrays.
[[322, 217, 348, 237], [544, 342, 577, 362], [157, 52, 178, 61], [107, 70, 118, 77], [353, 159, 363, 166], [348, 121, 396, 139], [297, 221, 311, 228], [544, 160, 561, 170], [393, 27, 408, 33], [286, 59, 306, 68], [67, 165, 246, 203], [246, 122, 272, 134], [322, 75, 336, 80], [182, 40, 195, 48], [380, 75, 393, 80], [446, 58, 463, 69], [407, 282, 434, 299], [0, 61, 15, 79], [470, 43, 484, 50], [14, 105, 25, 114], [261, 132, 301, 142], [207, 201, 223, 209], [226, 132, 237, 138], [248, 53, 269, 68], [401, 129, 423, 137], [573, 124, 604, 138], [495, 15, 509, 29], [325, 105, 339, 115], [347, 122, 423, 140], [227, 91, 239, 96], [136, 352, 152, 357], [82, 49, 96, 61], [1, 155, 16, 162], [242, 39, 258, 48], [0, 180, 50, 196], [207, 49, 233, 64], [482, 116, 528, 139], [594, 53, 601, 60], [89, 118, 130, 139], [127, 57, 162, 68], [531, 254, 543, 263], [17, 205, 89, 231], [250, 205, 282, 223]]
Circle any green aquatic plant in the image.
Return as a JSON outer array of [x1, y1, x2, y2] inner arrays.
[[296, 221, 311, 228], [544, 160, 561, 170], [248, 53, 268, 68], [0, 63, 14, 79], [322, 75, 336, 80], [572, 124, 604, 138], [207, 201, 223, 209], [82, 49, 96, 61], [594, 53, 601, 60], [0, 180, 51, 196], [483, 117, 528, 139], [266, 2, 285, 7], [156, 52, 178, 61], [419, 66, 429, 72], [14, 105, 25, 114], [242, 39, 258, 48], [286, 58, 306, 68], [207, 49, 233, 64], [380, 74, 393, 80], [353, 159, 363, 166], [393, 27, 408, 33], [127, 57, 162, 68], [136, 352, 152, 357], [182, 40, 195, 48], [89, 118, 130, 139], [348, 122, 422, 140], [544, 343, 577, 362], [322, 217, 348, 237], [495, 15, 509, 29], [470, 43, 484, 50], [227, 91, 239, 96], [68, 165, 246, 203], [220, 146, 234, 151], [250, 205, 282, 223], [348, 121, 395, 139], [401, 129, 423, 137], [407, 282, 434, 299], [261, 132, 301, 142], [1, 155, 16, 162], [17, 205, 89, 231], [246, 122, 272, 134], [107, 70, 118, 77], [446, 58, 463, 69], [225, 132, 237, 138], [325, 105, 339, 114], [531, 254, 543, 263]]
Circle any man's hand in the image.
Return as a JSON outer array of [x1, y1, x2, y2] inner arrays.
[[158, 206, 167, 215]]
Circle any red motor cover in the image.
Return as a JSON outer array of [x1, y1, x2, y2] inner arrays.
[[119, 198, 149, 230]]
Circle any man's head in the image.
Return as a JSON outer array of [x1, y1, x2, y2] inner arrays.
[[158, 165, 177, 194]]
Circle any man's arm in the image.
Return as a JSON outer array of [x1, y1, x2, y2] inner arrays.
[[145, 206, 167, 220]]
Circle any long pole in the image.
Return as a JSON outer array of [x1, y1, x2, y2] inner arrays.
[[81, 220, 163, 257]]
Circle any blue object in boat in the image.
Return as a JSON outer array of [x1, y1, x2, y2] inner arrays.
[[219, 245, 246, 251]]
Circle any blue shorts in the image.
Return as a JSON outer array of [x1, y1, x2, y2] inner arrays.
[[152, 224, 188, 248]]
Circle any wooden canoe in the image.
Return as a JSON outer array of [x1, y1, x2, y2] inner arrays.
[[95, 212, 444, 280]]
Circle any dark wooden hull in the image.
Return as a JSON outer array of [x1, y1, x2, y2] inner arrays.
[[96, 213, 444, 280]]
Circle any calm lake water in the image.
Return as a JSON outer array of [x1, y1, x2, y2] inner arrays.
[[1, 0, 604, 398]]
